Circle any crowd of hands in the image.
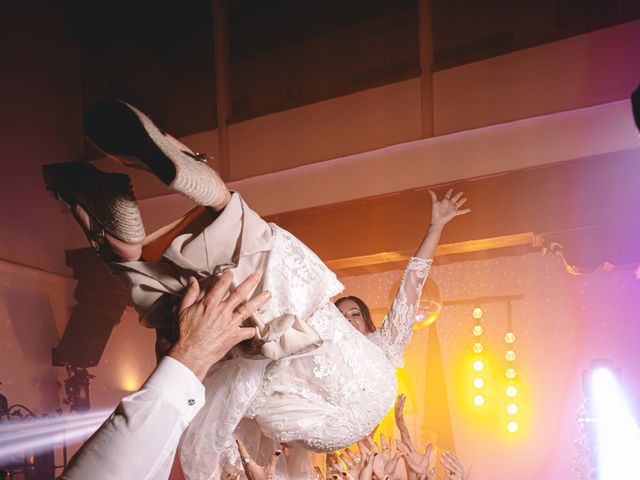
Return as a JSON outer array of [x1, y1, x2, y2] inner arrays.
[[236, 394, 469, 480]]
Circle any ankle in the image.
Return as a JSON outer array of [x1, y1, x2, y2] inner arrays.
[[72, 205, 142, 262], [208, 189, 232, 211], [108, 236, 142, 262]]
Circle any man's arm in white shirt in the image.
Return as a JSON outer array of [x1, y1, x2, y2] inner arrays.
[[59, 272, 268, 480], [61, 357, 205, 480]]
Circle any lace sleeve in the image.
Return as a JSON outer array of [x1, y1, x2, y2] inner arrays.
[[368, 257, 432, 367]]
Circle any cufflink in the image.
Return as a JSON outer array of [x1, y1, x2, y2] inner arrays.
[[188, 398, 196, 406]]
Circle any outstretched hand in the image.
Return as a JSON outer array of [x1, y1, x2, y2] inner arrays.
[[440, 451, 470, 480], [236, 439, 282, 480], [394, 394, 414, 449], [394, 395, 435, 480], [168, 271, 271, 380], [429, 189, 470, 228]]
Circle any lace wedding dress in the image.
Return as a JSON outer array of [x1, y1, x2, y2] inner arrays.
[[111, 193, 431, 479]]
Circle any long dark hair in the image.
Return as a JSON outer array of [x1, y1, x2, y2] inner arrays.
[[335, 295, 376, 333]]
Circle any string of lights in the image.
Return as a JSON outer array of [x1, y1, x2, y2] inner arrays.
[[444, 294, 523, 433]]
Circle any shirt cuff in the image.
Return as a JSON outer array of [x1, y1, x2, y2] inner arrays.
[[143, 356, 206, 423]]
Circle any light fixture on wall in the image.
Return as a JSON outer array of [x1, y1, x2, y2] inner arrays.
[[445, 294, 525, 426], [503, 301, 520, 433], [471, 306, 486, 408]]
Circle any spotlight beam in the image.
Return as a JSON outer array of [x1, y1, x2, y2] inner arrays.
[[0, 410, 111, 460], [592, 368, 640, 479]]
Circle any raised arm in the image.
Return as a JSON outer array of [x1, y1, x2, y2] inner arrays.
[[368, 189, 469, 366]]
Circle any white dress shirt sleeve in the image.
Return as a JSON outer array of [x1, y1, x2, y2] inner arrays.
[[61, 356, 206, 480]]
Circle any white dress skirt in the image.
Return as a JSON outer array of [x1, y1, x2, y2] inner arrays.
[[110, 193, 431, 479]]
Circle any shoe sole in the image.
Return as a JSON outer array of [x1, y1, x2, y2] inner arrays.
[[42, 162, 145, 244]]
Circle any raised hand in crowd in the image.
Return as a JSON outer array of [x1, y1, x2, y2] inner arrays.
[[236, 439, 282, 480], [360, 434, 404, 480], [440, 451, 470, 480], [327, 448, 367, 479], [328, 433, 404, 480], [394, 394, 435, 480], [333, 453, 375, 480]]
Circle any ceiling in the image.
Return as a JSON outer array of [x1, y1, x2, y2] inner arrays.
[[62, 0, 640, 140]]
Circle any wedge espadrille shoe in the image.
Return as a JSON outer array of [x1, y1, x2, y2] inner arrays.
[[42, 162, 145, 254], [84, 99, 229, 208]]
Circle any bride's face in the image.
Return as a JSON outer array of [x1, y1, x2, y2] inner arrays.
[[337, 299, 368, 334]]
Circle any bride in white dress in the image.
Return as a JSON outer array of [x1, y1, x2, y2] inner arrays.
[[43, 100, 470, 479]]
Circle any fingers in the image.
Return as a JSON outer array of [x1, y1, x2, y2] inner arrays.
[[427, 466, 437, 480], [234, 326, 258, 343], [455, 208, 471, 216], [428, 190, 437, 203], [327, 452, 343, 474], [339, 453, 354, 469], [236, 439, 253, 472], [365, 435, 379, 454], [425, 443, 433, 457], [440, 451, 462, 473], [202, 270, 233, 308], [455, 197, 467, 208], [379, 433, 388, 452], [266, 449, 282, 474], [395, 442, 413, 462], [232, 290, 271, 324], [314, 466, 326, 480], [179, 277, 200, 314], [444, 188, 453, 200], [224, 272, 262, 312], [356, 439, 370, 456], [236, 439, 249, 458], [451, 191, 464, 203], [344, 448, 359, 464]]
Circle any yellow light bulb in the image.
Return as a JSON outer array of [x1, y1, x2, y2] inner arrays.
[[505, 350, 517, 362], [506, 385, 518, 397], [506, 403, 518, 415], [473, 377, 484, 389], [473, 395, 485, 406], [504, 332, 516, 344], [507, 421, 519, 433], [473, 360, 484, 372], [505, 368, 517, 379], [473, 342, 484, 354], [472, 307, 484, 320], [472, 325, 484, 337]]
